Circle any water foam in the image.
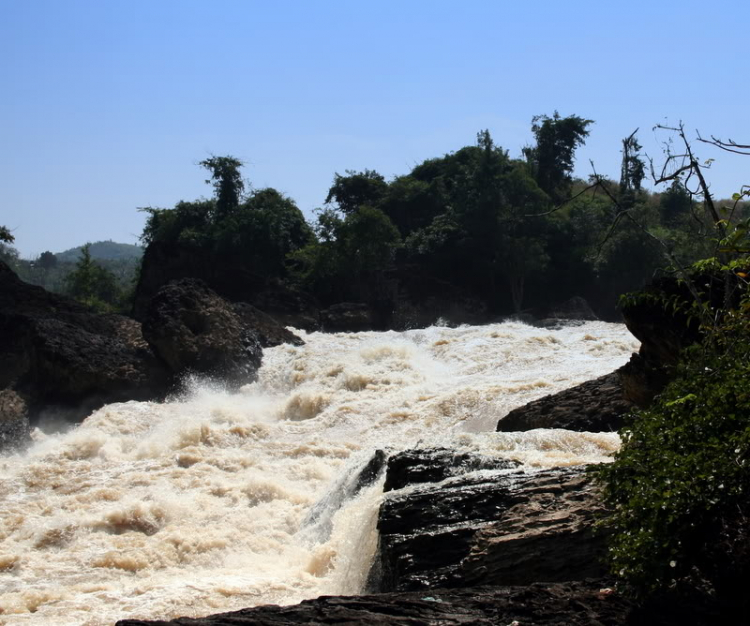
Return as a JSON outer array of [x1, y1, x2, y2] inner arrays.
[[0, 321, 638, 624]]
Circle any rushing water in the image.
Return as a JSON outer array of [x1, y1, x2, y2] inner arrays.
[[0, 321, 638, 625]]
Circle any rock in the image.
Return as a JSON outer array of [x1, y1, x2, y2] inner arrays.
[[0, 261, 168, 428], [0, 389, 30, 448], [142, 279, 263, 385], [618, 275, 709, 407], [497, 369, 634, 432], [320, 302, 374, 332], [232, 303, 304, 348], [116, 580, 725, 626], [383, 448, 520, 492], [374, 449, 608, 593]]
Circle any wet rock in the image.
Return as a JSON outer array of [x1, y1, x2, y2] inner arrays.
[[383, 448, 520, 492], [0, 389, 30, 448], [232, 303, 304, 348], [142, 279, 263, 385], [497, 369, 634, 432], [376, 456, 608, 592], [115, 581, 637, 626], [549, 296, 599, 321]]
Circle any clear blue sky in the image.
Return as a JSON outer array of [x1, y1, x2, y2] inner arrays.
[[2, 0, 749, 257]]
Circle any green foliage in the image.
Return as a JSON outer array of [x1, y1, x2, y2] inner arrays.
[[525, 112, 593, 203], [290, 205, 400, 304], [595, 320, 750, 596], [139, 159, 311, 283], [200, 155, 244, 219], [326, 169, 388, 215], [0, 225, 14, 243], [64, 244, 122, 312]]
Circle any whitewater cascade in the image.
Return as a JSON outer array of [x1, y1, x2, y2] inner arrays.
[[0, 321, 639, 625]]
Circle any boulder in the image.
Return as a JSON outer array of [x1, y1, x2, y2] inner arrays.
[[383, 447, 520, 492], [374, 449, 608, 593], [497, 368, 634, 432], [142, 279, 263, 385], [232, 303, 304, 348]]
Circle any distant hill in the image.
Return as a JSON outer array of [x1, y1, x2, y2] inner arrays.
[[55, 241, 143, 263]]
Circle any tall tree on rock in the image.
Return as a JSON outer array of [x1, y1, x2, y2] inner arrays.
[[200, 156, 245, 220], [525, 112, 593, 203]]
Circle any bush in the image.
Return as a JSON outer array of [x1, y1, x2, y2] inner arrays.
[[595, 315, 750, 598]]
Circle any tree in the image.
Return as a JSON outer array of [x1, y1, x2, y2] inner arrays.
[[64, 244, 120, 311], [325, 169, 388, 215], [619, 129, 646, 209], [0, 226, 13, 243], [38, 251, 58, 271], [199, 155, 245, 219], [525, 112, 593, 203]]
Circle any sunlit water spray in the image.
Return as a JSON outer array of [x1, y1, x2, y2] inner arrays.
[[0, 321, 638, 625]]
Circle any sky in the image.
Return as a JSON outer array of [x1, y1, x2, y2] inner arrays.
[[2, 0, 749, 258]]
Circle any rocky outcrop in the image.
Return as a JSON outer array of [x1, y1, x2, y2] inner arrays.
[[548, 296, 599, 321], [113, 582, 633, 626], [618, 276, 709, 407], [0, 265, 303, 445], [0, 389, 30, 449], [382, 447, 520, 491], [0, 261, 168, 432], [142, 279, 263, 385], [374, 450, 607, 592], [497, 368, 635, 432], [232, 303, 304, 348]]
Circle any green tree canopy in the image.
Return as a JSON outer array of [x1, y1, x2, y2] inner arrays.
[[525, 112, 593, 203]]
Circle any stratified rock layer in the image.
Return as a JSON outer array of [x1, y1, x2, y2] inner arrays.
[[375, 451, 607, 592]]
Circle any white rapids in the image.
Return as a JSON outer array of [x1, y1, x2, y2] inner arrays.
[[0, 320, 639, 625]]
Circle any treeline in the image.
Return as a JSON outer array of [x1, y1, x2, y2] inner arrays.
[[139, 114, 730, 321], [4, 113, 742, 320]]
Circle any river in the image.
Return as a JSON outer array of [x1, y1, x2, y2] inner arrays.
[[0, 320, 638, 625]]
